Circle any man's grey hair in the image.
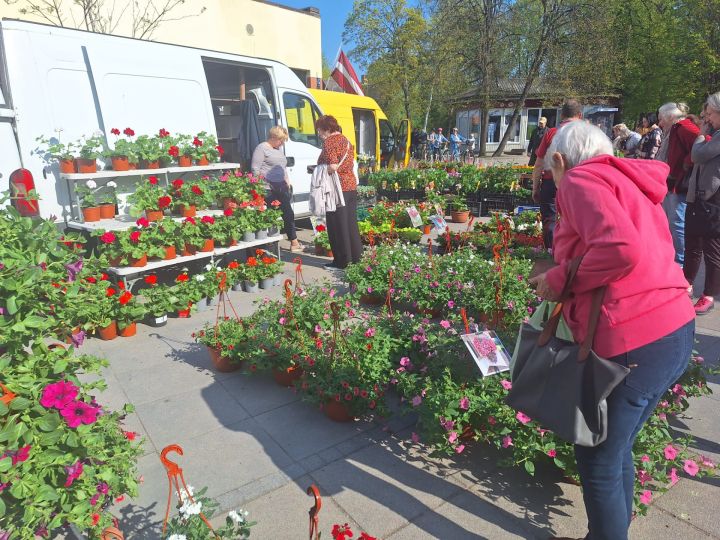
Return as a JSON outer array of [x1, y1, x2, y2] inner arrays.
[[547, 120, 613, 170], [706, 92, 720, 113], [658, 102, 685, 124]]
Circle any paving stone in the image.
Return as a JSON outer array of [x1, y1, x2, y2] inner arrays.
[[254, 398, 377, 460], [653, 477, 720, 537], [629, 504, 717, 540], [215, 475, 361, 540], [134, 383, 249, 450], [219, 371, 301, 416], [670, 395, 720, 462], [386, 488, 531, 539], [309, 440, 468, 538]]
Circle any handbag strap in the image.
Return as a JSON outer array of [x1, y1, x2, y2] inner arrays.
[[338, 142, 352, 168], [537, 256, 606, 361]]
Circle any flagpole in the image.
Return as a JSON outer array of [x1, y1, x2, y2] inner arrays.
[[423, 86, 433, 132]]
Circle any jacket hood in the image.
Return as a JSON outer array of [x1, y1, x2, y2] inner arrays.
[[579, 155, 669, 204]]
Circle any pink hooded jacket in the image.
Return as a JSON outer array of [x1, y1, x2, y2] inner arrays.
[[545, 155, 695, 358]]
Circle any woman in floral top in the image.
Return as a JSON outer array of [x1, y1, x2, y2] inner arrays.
[[315, 115, 363, 269]]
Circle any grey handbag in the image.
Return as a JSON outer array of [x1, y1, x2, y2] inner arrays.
[[505, 258, 630, 447]]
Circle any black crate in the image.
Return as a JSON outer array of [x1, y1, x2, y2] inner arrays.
[[479, 193, 534, 216], [377, 188, 426, 202]]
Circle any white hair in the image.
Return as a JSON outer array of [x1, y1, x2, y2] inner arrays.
[[546, 120, 613, 169], [706, 92, 720, 113], [658, 102, 685, 124]]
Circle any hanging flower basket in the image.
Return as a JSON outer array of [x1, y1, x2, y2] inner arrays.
[[207, 346, 242, 373]]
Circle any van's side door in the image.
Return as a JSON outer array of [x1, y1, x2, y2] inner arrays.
[[394, 119, 411, 168], [280, 90, 322, 216]]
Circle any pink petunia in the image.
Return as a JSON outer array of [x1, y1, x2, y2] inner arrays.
[[64, 460, 84, 487], [10, 445, 31, 466], [455, 444, 465, 454], [60, 401, 99, 428], [639, 490, 652, 505], [637, 470, 652, 486], [664, 445, 678, 461], [683, 459, 699, 477], [641, 455, 650, 463], [447, 300, 455, 308], [502, 435, 513, 448], [515, 411, 531, 425], [669, 467, 679, 486], [411, 432, 420, 443], [448, 431, 458, 444], [546, 449, 557, 458], [440, 320, 451, 329], [459, 396, 470, 410], [500, 379, 512, 390], [700, 455, 716, 468], [364, 327, 376, 338], [40, 380, 79, 410]]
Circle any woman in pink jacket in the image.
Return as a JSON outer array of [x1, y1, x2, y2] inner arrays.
[[531, 121, 695, 540]]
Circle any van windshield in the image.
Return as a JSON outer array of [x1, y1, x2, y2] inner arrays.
[[283, 93, 321, 148]]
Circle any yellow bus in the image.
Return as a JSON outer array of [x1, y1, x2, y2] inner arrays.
[[310, 89, 411, 170]]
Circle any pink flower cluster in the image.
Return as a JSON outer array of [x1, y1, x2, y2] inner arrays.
[[40, 381, 99, 428]]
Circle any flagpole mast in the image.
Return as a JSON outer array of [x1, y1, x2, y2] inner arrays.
[[423, 86, 433, 132]]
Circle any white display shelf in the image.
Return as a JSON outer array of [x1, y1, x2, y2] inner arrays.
[[60, 162, 240, 182], [66, 209, 225, 232], [107, 234, 282, 277]]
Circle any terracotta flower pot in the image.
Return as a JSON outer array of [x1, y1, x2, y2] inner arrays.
[[119, 322, 137, 337], [146, 209, 163, 222], [140, 159, 160, 169], [109, 256, 122, 267], [75, 158, 97, 173], [423, 224, 432, 235], [82, 206, 101, 222], [178, 155, 192, 167], [200, 239, 214, 252], [129, 254, 147, 267], [177, 204, 196, 218], [325, 399, 355, 422], [99, 204, 116, 219], [59, 159, 75, 174], [325, 250, 334, 259], [360, 293, 384, 306], [314, 245, 325, 255], [177, 308, 191, 318], [128, 162, 138, 170], [451, 210, 470, 223], [98, 321, 118, 341], [196, 155, 209, 166], [182, 244, 196, 256], [272, 365, 304, 387], [164, 245, 177, 260], [111, 156, 129, 171], [207, 346, 242, 373]]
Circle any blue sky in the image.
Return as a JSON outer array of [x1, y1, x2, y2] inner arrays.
[[276, 1, 355, 63]]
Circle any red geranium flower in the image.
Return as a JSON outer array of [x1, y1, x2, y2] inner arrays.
[[228, 261, 239, 269], [255, 248, 264, 256], [223, 207, 234, 216], [270, 199, 281, 207], [148, 176, 159, 185], [246, 257, 258, 266], [117, 281, 125, 290], [316, 224, 326, 232], [100, 273, 109, 281], [168, 145, 179, 157], [191, 185, 203, 195], [184, 216, 196, 225], [85, 276, 97, 283], [119, 291, 133, 305], [201, 215, 215, 224], [144, 275, 158, 285], [192, 136, 202, 147], [216, 145, 224, 156], [172, 178, 184, 189], [123, 430, 138, 441], [176, 274, 189, 282], [100, 231, 116, 244], [106, 287, 116, 297], [91, 513, 100, 526], [129, 230, 141, 243], [110, 128, 120, 136], [158, 128, 170, 138], [158, 196, 172, 209], [261, 256, 274, 265], [136, 217, 149, 228], [123, 127, 135, 137]]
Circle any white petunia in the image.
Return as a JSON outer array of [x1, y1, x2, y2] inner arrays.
[[205, 263, 213, 271], [86, 180, 97, 189], [168, 535, 187, 540], [228, 510, 245, 524], [179, 500, 202, 517], [106, 181, 118, 188], [194, 275, 205, 282]]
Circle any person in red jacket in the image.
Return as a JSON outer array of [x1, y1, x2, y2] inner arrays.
[[532, 120, 695, 540], [657, 102, 701, 265]]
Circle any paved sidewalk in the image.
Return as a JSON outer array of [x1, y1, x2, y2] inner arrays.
[[66, 225, 719, 539]]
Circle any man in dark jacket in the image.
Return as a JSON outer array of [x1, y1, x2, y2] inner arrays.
[[527, 116, 548, 166]]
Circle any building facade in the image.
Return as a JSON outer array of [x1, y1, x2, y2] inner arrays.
[[0, 0, 323, 88]]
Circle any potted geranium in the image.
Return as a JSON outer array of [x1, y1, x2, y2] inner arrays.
[[170, 178, 211, 217], [76, 179, 102, 222], [35, 133, 77, 173], [128, 175, 171, 221], [214, 170, 252, 209], [94, 228, 149, 267], [192, 131, 224, 164], [449, 195, 470, 223], [181, 215, 216, 254], [170, 133, 194, 167], [134, 133, 164, 169], [115, 286, 145, 337], [76, 133, 104, 173], [139, 275, 183, 326], [142, 217, 181, 260], [242, 256, 261, 292], [256, 250, 283, 289], [105, 127, 137, 171], [194, 318, 257, 372], [214, 208, 239, 247], [314, 228, 332, 257], [99, 180, 118, 219]]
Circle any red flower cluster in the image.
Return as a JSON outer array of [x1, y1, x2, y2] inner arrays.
[[129, 231, 141, 243], [246, 257, 258, 266], [184, 216, 196, 225], [148, 176, 159, 185], [172, 178, 184, 189], [144, 275, 158, 285], [223, 207, 234, 216], [100, 232, 116, 244], [191, 185, 203, 195], [106, 287, 116, 297], [168, 145, 179, 157], [270, 199, 281, 207], [158, 196, 172, 209], [201, 215, 215, 225], [216, 145, 224, 156], [316, 224, 326, 233], [228, 261, 240, 269], [158, 128, 170, 138], [261, 256, 275, 265], [123, 127, 135, 137], [136, 217, 149, 228], [110, 128, 120, 136], [118, 290, 133, 305], [176, 273, 189, 282], [192, 136, 202, 147]]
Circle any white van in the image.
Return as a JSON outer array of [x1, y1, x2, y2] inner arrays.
[[0, 19, 324, 221]]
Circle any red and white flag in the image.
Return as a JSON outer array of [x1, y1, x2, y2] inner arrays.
[[326, 49, 364, 96]]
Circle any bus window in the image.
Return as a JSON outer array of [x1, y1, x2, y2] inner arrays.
[[352, 108, 377, 160], [379, 119, 395, 167], [283, 93, 321, 148]]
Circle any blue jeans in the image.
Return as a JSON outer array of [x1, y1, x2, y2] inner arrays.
[[574, 319, 694, 540], [663, 193, 686, 265]]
